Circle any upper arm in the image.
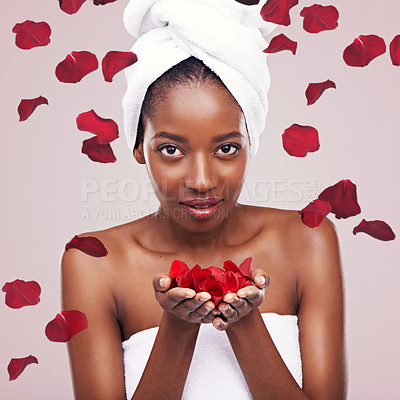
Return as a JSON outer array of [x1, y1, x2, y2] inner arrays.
[[294, 217, 347, 399], [61, 239, 126, 400]]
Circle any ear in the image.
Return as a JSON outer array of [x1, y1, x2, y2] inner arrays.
[[133, 143, 146, 164]]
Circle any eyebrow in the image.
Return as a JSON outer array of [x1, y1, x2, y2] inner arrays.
[[151, 131, 244, 143]]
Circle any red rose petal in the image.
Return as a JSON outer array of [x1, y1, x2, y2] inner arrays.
[[198, 279, 225, 305], [300, 4, 339, 34], [318, 179, 361, 219], [305, 80, 336, 105], [206, 266, 224, 278], [2, 279, 41, 309], [8, 355, 38, 381], [389, 35, 400, 66], [192, 269, 214, 292], [343, 35, 386, 67], [102, 51, 138, 82], [238, 257, 252, 279], [263, 33, 297, 55], [282, 123, 320, 157], [299, 199, 332, 228], [12, 20, 51, 50], [353, 219, 396, 241], [223, 260, 241, 274], [76, 110, 119, 144], [65, 235, 108, 257], [56, 51, 98, 83], [45, 310, 88, 342], [18, 96, 48, 122], [81, 136, 117, 163], [59, 0, 87, 14], [221, 271, 239, 293], [93, 0, 118, 6], [261, 0, 298, 26]]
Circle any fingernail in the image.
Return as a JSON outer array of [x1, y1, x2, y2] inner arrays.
[[205, 304, 213, 311], [159, 277, 167, 287], [258, 276, 266, 286], [215, 319, 223, 328]]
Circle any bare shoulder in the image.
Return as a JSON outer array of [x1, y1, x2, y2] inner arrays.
[[60, 218, 147, 311]]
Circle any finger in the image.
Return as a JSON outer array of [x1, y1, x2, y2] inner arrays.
[[218, 301, 238, 319], [152, 273, 171, 292], [212, 316, 229, 331], [250, 268, 271, 289], [237, 285, 261, 301], [155, 287, 196, 310], [173, 291, 211, 313], [191, 299, 215, 320], [225, 296, 247, 312]]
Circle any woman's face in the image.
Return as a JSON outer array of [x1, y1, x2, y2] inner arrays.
[[135, 83, 250, 233]]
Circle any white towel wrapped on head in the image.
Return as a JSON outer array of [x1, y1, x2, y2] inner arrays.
[[122, 0, 276, 158]]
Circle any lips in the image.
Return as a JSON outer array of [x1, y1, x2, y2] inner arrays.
[[180, 198, 224, 219]]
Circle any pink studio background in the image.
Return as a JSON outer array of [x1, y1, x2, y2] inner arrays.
[[1, 0, 399, 398]]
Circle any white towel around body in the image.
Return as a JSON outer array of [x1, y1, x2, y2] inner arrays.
[[122, 312, 303, 400]]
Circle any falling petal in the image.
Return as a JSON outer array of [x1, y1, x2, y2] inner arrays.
[[58, 0, 87, 15], [55, 51, 98, 83], [263, 33, 297, 55], [261, 0, 298, 26], [353, 219, 396, 241], [300, 4, 339, 34], [65, 235, 108, 257], [318, 179, 361, 219], [305, 80, 336, 105], [389, 35, 400, 66], [282, 123, 320, 157], [8, 356, 38, 381], [18, 96, 48, 121], [76, 110, 119, 144], [12, 20, 51, 50], [45, 310, 88, 342], [2, 279, 41, 309], [93, 0, 118, 5], [343, 35, 386, 67], [299, 199, 331, 228], [102, 51, 138, 82], [81, 136, 117, 163]]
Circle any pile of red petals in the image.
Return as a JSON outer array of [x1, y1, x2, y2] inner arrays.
[[169, 258, 253, 305]]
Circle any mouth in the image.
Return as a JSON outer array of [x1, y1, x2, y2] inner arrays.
[[180, 198, 224, 220]]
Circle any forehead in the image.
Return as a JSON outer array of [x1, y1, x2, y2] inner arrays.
[[144, 84, 247, 141]]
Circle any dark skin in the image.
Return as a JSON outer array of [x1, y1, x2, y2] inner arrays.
[[62, 83, 347, 399]]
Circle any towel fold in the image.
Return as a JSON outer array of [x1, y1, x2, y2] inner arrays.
[[122, 0, 275, 158]]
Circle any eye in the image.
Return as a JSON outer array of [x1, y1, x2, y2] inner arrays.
[[216, 144, 240, 156], [158, 144, 184, 157]]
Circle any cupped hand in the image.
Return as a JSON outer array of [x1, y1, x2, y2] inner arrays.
[[212, 268, 271, 331], [153, 273, 221, 324]]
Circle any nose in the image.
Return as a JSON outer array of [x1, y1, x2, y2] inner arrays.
[[184, 153, 216, 193]]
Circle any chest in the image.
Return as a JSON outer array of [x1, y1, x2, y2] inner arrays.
[[116, 241, 299, 341]]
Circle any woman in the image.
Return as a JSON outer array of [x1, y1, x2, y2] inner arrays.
[[61, 1, 347, 399]]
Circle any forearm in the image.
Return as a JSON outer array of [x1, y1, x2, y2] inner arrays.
[[226, 308, 308, 400], [131, 311, 200, 400]]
